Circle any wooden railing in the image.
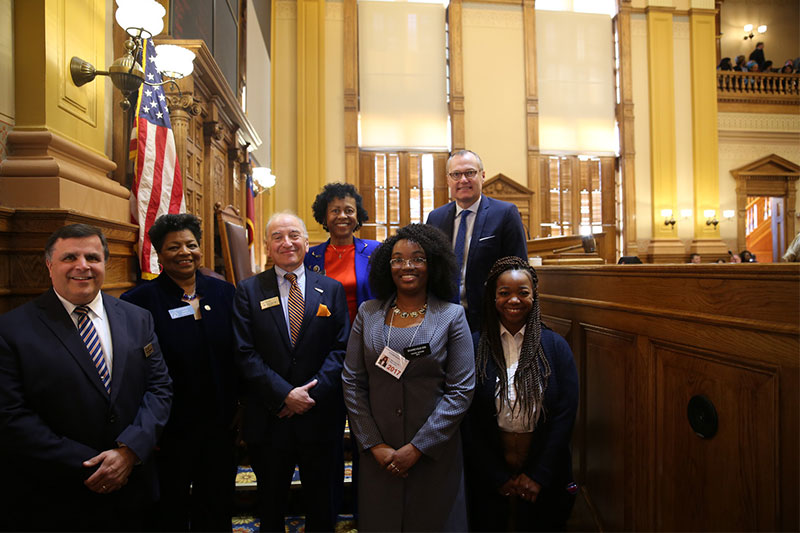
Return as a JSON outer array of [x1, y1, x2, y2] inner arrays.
[[717, 71, 800, 112]]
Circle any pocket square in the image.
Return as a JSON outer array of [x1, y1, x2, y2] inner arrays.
[[316, 304, 331, 317]]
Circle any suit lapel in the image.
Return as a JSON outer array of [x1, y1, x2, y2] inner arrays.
[[442, 203, 457, 240], [298, 269, 322, 347], [36, 290, 110, 399], [104, 294, 128, 402], [258, 268, 292, 351], [467, 195, 490, 265]]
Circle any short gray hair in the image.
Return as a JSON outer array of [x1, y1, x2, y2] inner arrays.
[[265, 211, 308, 238], [446, 150, 484, 174]]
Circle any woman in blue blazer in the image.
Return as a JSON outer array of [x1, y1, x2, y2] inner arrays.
[[121, 214, 237, 532], [305, 183, 380, 324], [463, 256, 579, 532]]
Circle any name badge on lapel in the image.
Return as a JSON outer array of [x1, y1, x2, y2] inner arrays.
[[403, 343, 431, 359], [168, 305, 195, 319], [143, 343, 154, 358], [260, 297, 280, 310]]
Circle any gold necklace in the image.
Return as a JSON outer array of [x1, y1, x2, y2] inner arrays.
[[329, 242, 350, 259], [391, 302, 427, 318]]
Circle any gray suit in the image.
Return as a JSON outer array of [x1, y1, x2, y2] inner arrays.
[[342, 296, 475, 531]]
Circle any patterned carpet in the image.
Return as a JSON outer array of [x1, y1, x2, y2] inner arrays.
[[233, 465, 355, 532]]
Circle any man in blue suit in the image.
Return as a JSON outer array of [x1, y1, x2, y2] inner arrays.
[[0, 224, 172, 531], [233, 212, 350, 532], [426, 150, 529, 330]]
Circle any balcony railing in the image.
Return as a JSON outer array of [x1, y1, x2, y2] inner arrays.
[[717, 71, 800, 111]]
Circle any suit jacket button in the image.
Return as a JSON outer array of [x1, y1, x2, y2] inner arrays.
[[395, 409, 402, 417], [109, 415, 117, 424]]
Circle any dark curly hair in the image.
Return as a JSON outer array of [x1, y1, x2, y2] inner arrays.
[[476, 256, 551, 428], [311, 182, 370, 232], [369, 223, 456, 302], [148, 213, 202, 252]]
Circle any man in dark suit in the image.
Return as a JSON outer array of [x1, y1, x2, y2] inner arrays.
[[0, 223, 172, 531], [233, 212, 350, 532], [426, 149, 528, 330]]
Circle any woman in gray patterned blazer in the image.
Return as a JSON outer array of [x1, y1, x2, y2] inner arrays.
[[342, 224, 475, 531]]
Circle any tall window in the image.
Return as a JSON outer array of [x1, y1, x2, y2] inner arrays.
[[542, 155, 615, 237], [359, 152, 447, 241]]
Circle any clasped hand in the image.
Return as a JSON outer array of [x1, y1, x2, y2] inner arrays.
[[83, 446, 138, 494], [499, 473, 542, 503], [371, 443, 422, 478], [278, 379, 318, 418]]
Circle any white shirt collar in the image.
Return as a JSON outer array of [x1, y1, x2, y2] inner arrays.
[[54, 289, 104, 318], [275, 264, 305, 281], [455, 195, 481, 217]]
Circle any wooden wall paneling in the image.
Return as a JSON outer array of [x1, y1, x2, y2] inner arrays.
[[581, 324, 637, 531], [398, 153, 410, 227], [522, 0, 540, 238], [654, 343, 778, 531], [601, 157, 617, 258], [433, 153, 449, 208], [535, 264, 799, 532], [615, 5, 637, 257]]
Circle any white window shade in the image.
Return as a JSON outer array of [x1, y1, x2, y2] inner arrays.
[[536, 10, 617, 156], [358, 1, 449, 150]]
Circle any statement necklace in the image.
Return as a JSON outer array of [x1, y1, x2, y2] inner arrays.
[[182, 287, 198, 301], [391, 302, 427, 318]]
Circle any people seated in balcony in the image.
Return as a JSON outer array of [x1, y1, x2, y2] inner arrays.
[[749, 42, 766, 71], [740, 250, 757, 263], [763, 60, 774, 73], [781, 60, 794, 74], [734, 55, 747, 71], [689, 253, 701, 264], [745, 60, 759, 72], [717, 57, 732, 71]]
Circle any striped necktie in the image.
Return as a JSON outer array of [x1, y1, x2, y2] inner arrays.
[[284, 273, 304, 346], [453, 210, 471, 303], [74, 305, 111, 393]]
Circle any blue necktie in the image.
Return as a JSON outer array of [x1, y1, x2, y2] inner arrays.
[[74, 305, 111, 393], [453, 210, 470, 304]]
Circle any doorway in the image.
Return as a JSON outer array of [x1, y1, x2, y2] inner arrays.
[[745, 196, 786, 262]]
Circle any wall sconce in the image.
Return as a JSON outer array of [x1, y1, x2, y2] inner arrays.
[[69, 0, 196, 110], [743, 23, 767, 40], [723, 209, 735, 221], [661, 209, 676, 229], [704, 209, 719, 228], [252, 167, 277, 193]]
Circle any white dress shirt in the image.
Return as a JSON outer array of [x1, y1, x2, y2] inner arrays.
[[55, 289, 114, 375], [496, 323, 535, 432], [275, 264, 306, 340], [452, 196, 481, 306]]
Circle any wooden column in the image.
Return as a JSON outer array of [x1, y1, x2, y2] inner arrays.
[[616, 0, 637, 256], [448, 0, 465, 152], [522, 0, 542, 238], [343, 0, 359, 185], [297, 0, 327, 242]]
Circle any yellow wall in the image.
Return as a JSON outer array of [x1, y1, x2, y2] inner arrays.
[[274, 0, 298, 215], [0, 0, 14, 161], [325, 0, 345, 184], [462, 2, 527, 186], [14, 0, 106, 157]]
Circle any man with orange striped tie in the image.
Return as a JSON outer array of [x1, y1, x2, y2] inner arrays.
[[233, 212, 350, 532], [0, 223, 172, 531]]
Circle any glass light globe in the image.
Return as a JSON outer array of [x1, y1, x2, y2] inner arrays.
[[155, 44, 196, 79], [115, 0, 166, 37]]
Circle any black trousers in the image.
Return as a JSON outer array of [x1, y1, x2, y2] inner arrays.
[[467, 482, 576, 532], [153, 432, 236, 532], [249, 438, 343, 532]]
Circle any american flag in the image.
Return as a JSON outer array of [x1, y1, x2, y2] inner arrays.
[[245, 168, 257, 271], [130, 38, 186, 280]]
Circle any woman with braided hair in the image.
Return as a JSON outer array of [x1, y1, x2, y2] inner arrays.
[[463, 256, 578, 531]]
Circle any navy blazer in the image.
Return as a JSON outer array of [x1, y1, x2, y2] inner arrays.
[[463, 328, 578, 493], [121, 271, 237, 439], [305, 237, 381, 307], [232, 267, 350, 446], [0, 289, 172, 502], [426, 195, 528, 330]]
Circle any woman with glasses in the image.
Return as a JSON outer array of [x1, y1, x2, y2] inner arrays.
[[342, 224, 475, 531], [305, 182, 381, 324], [463, 256, 579, 532]]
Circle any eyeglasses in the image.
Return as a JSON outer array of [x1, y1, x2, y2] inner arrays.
[[390, 257, 427, 268], [447, 169, 480, 180]]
